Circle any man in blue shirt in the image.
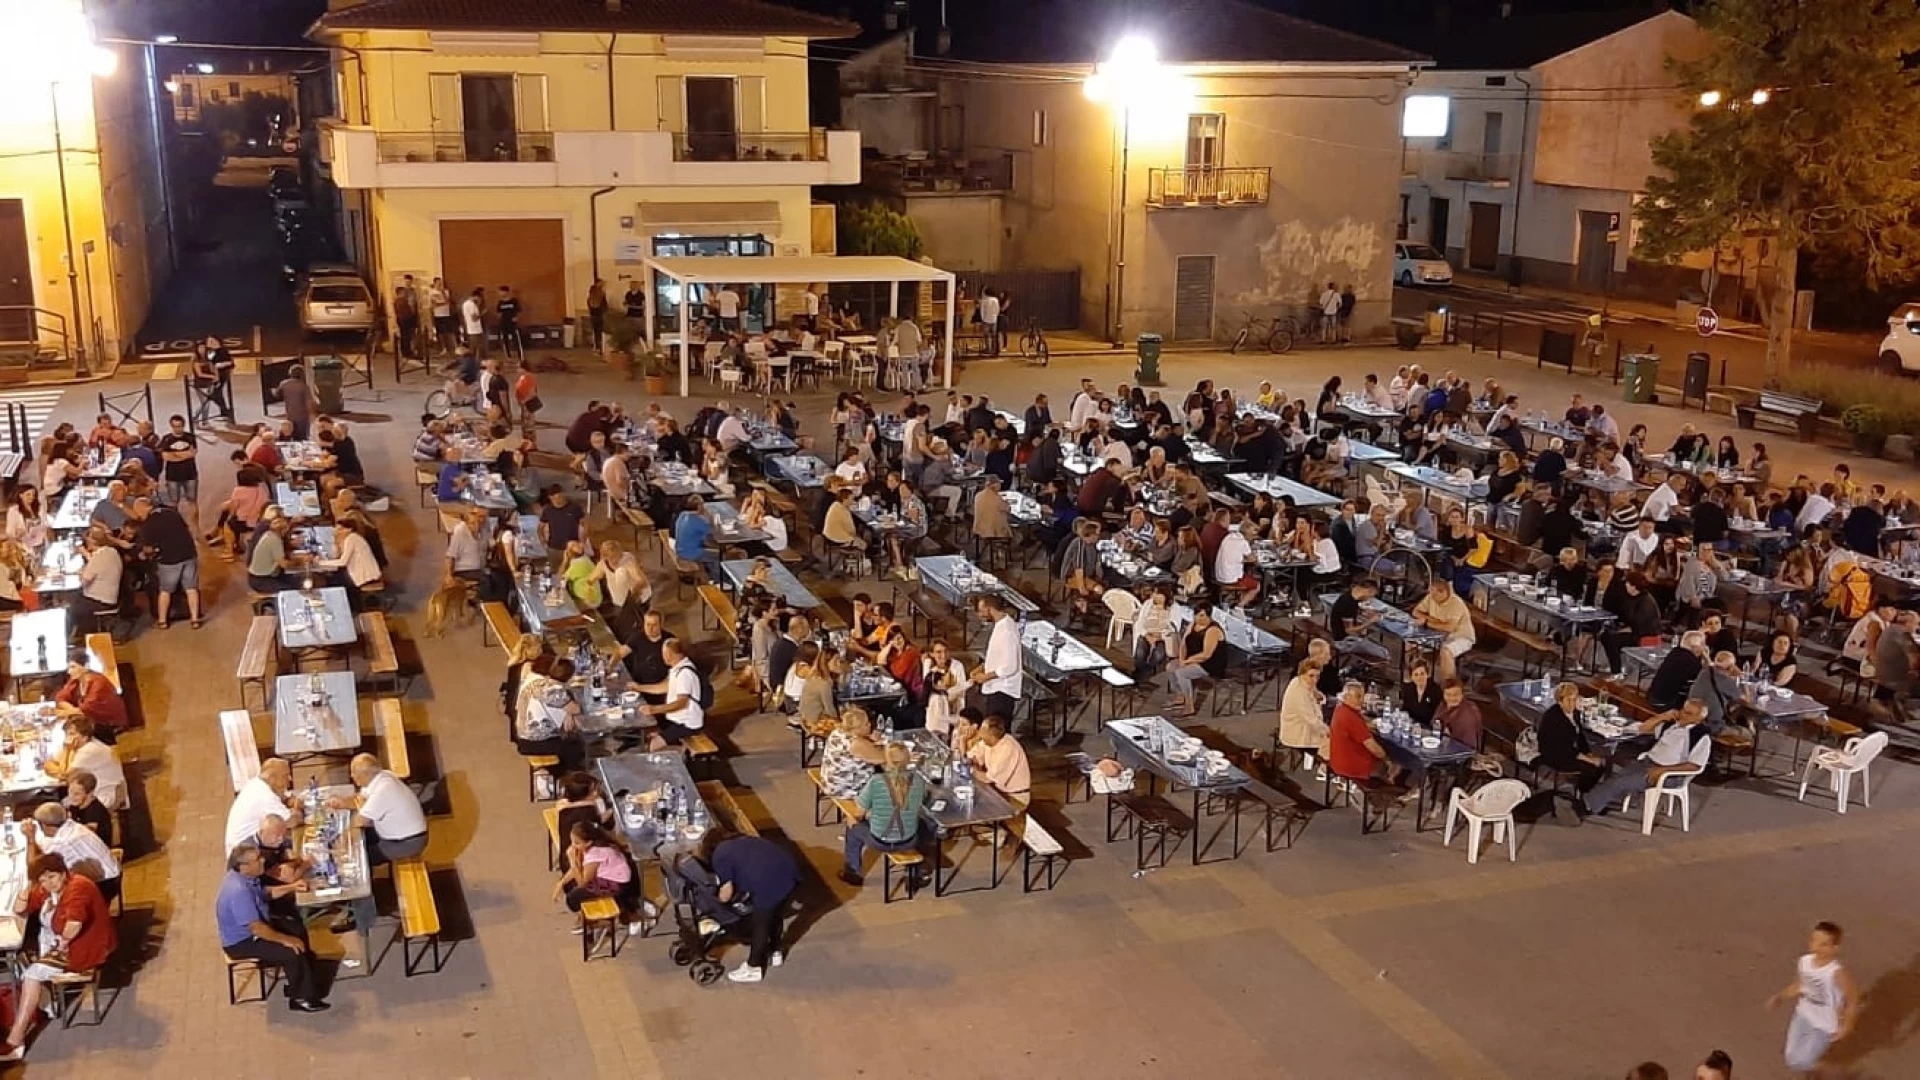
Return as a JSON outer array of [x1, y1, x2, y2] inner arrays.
[[709, 834, 800, 984], [435, 449, 468, 504], [218, 842, 329, 1011], [674, 495, 715, 574]]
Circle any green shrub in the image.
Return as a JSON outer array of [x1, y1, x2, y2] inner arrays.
[[1781, 366, 1920, 435], [1841, 403, 1887, 434]]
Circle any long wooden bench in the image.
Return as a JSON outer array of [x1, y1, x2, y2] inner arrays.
[[390, 857, 444, 976], [237, 615, 278, 709], [696, 780, 759, 837], [807, 767, 864, 827], [358, 612, 402, 695], [1008, 812, 1067, 893], [578, 896, 624, 961], [619, 505, 657, 554], [373, 698, 409, 780], [542, 805, 564, 871], [683, 732, 721, 779], [221, 709, 261, 793], [1735, 389, 1822, 442], [697, 584, 740, 670], [1104, 792, 1194, 871], [84, 633, 120, 693], [480, 600, 522, 653]]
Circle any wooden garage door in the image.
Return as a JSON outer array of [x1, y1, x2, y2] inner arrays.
[[438, 218, 566, 325], [1172, 255, 1215, 341]]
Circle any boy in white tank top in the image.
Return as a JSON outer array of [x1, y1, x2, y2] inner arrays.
[[1768, 921, 1859, 1076]]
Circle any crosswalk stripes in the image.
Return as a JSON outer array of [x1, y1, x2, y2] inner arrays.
[[0, 387, 66, 452]]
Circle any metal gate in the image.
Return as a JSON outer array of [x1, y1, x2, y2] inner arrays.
[[1172, 255, 1215, 341], [955, 269, 1081, 330]]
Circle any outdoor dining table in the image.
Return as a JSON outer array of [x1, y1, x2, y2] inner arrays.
[[1344, 441, 1402, 467], [273, 482, 325, 521], [1097, 539, 1175, 589], [707, 502, 772, 559], [1562, 468, 1648, 497], [8, 608, 68, 683], [459, 467, 519, 513], [1334, 395, 1402, 427], [1384, 462, 1489, 506], [1495, 679, 1642, 751], [569, 661, 654, 741], [49, 484, 108, 532], [33, 536, 83, 594], [647, 463, 714, 499], [289, 524, 338, 561], [839, 662, 907, 708], [514, 567, 585, 634], [1224, 472, 1340, 510], [1473, 574, 1616, 674], [1320, 592, 1446, 678], [288, 785, 373, 969], [280, 441, 333, 473], [723, 557, 822, 610], [1445, 432, 1505, 464], [765, 454, 829, 489], [1104, 715, 1252, 864], [895, 728, 1019, 896], [1020, 619, 1111, 681], [0, 823, 31, 951], [1716, 569, 1802, 632], [1520, 416, 1585, 448], [597, 751, 715, 874], [78, 448, 121, 481], [914, 555, 1037, 646], [1643, 455, 1762, 489], [276, 586, 358, 651], [0, 703, 65, 800], [443, 433, 494, 465], [273, 670, 360, 763], [1366, 704, 1477, 831]]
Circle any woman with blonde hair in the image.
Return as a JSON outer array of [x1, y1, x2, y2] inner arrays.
[[0, 539, 31, 611], [1277, 657, 1331, 771], [819, 706, 886, 799]]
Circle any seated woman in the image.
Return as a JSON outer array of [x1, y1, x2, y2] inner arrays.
[[0, 853, 115, 1062], [1278, 657, 1331, 770], [516, 657, 584, 774], [700, 438, 736, 500], [1057, 518, 1106, 618], [839, 742, 930, 889], [560, 540, 603, 610], [53, 650, 128, 743], [1751, 631, 1799, 687], [1400, 659, 1441, 728], [1538, 680, 1607, 807], [884, 480, 929, 579], [820, 707, 886, 800], [1131, 587, 1178, 679], [553, 770, 612, 844], [550, 821, 647, 934]]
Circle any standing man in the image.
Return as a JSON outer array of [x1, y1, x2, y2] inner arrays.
[[978, 287, 1002, 357], [157, 414, 199, 526], [1338, 283, 1357, 343], [715, 283, 742, 334], [586, 278, 609, 352], [496, 284, 524, 363], [803, 283, 821, 332], [428, 276, 455, 355], [1768, 921, 1858, 1078], [707, 832, 800, 984], [460, 286, 488, 358], [207, 335, 237, 422], [278, 365, 312, 442], [1319, 281, 1341, 343], [967, 592, 1021, 720], [132, 495, 203, 629], [393, 275, 421, 361]]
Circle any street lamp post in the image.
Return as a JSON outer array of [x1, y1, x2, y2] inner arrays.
[[1085, 37, 1187, 349], [50, 81, 88, 375]]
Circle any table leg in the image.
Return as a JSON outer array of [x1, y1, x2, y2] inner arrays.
[[1192, 787, 1203, 865], [990, 823, 1004, 889]]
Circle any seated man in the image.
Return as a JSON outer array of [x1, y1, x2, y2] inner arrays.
[[1432, 679, 1483, 749], [1328, 579, 1390, 663], [24, 801, 121, 907], [673, 495, 716, 576], [217, 842, 329, 1013], [325, 753, 428, 868], [838, 743, 931, 889], [223, 757, 298, 853], [1582, 698, 1712, 816], [1412, 580, 1476, 683], [62, 770, 114, 838], [964, 714, 1032, 809], [1327, 681, 1397, 785]]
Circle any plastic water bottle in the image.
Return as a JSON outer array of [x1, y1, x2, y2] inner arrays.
[[306, 777, 321, 818]]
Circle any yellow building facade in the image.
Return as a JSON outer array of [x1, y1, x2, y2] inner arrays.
[[0, 0, 170, 369], [312, 0, 859, 333]]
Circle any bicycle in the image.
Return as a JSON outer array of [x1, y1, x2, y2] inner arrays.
[[1019, 317, 1049, 366], [424, 358, 481, 418], [1228, 310, 1298, 355]]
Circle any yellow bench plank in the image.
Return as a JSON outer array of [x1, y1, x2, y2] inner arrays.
[[393, 858, 440, 939]]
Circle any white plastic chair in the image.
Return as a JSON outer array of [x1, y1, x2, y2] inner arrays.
[[850, 351, 879, 389], [1621, 764, 1703, 835], [719, 366, 743, 393], [1798, 732, 1888, 814], [1102, 589, 1140, 648], [1363, 475, 1406, 518], [1442, 779, 1529, 863]]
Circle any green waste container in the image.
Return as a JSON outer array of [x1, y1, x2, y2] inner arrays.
[[310, 355, 345, 414], [1135, 332, 1163, 385], [1621, 353, 1660, 404]]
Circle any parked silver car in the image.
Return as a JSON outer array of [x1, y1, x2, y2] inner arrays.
[[298, 274, 374, 334]]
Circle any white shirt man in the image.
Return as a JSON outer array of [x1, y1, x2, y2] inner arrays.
[[37, 813, 119, 883], [1388, 371, 1410, 409], [460, 293, 484, 337], [1313, 535, 1342, 574], [834, 458, 867, 485], [428, 282, 452, 320], [1069, 390, 1102, 433], [1320, 285, 1340, 317], [1616, 521, 1661, 570], [979, 291, 1001, 328], [360, 768, 428, 842], [715, 286, 741, 321], [1100, 437, 1134, 470], [666, 655, 705, 731], [324, 529, 383, 588], [981, 612, 1023, 699], [1797, 490, 1837, 533], [943, 396, 965, 427], [1365, 380, 1394, 411], [1589, 407, 1621, 444], [1214, 526, 1253, 586], [1642, 478, 1684, 522], [716, 412, 750, 452], [760, 514, 789, 553], [1605, 450, 1635, 483], [224, 774, 292, 852], [803, 288, 820, 318]]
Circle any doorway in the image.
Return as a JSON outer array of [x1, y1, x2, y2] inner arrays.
[[1467, 202, 1502, 272], [1427, 196, 1451, 253], [0, 201, 34, 343], [1172, 255, 1215, 341], [684, 77, 739, 161], [1576, 209, 1616, 289], [459, 74, 517, 162]]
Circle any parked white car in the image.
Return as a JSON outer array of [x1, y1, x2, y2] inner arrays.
[[1879, 303, 1920, 374], [1394, 242, 1454, 287]]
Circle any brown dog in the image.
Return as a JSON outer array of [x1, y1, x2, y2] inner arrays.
[[424, 577, 475, 638]]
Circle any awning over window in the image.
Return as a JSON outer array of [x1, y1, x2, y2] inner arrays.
[[636, 201, 784, 232]]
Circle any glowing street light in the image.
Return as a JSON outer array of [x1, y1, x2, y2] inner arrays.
[[1750, 88, 1770, 106], [1698, 89, 1723, 107], [1085, 35, 1193, 348]]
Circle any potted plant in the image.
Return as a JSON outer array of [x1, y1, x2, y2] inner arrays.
[[603, 312, 641, 377], [639, 349, 671, 395], [1841, 403, 1888, 454]]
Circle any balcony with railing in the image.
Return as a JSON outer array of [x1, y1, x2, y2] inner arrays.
[[325, 123, 860, 189], [1144, 166, 1270, 208], [868, 150, 1014, 196]]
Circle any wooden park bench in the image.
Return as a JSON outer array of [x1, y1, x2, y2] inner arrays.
[[373, 698, 409, 780], [480, 601, 522, 654], [1735, 390, 1822, 442], [236, 615, 277, 709], [1104, 792, 1194, 872], [697, 584, 739, 670], [390, 857, 444, 976], [358, 612, 403, 695], [221, 709, 261, 793]]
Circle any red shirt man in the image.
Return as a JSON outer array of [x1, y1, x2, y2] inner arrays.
[[1328, 695, 1387, 781]]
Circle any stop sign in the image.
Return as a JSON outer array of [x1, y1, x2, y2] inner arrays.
[[1696, 306, 1720, 337]]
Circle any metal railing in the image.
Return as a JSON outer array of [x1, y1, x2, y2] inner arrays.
[[0, 306, 71, 363], [1144, 166, 1270, 207], [671, 130, 828, 163], [375, 131, 556, 164], [879, 150, 1013, 193]]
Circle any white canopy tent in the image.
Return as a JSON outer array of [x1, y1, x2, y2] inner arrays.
[[639, 255, 959, 396]]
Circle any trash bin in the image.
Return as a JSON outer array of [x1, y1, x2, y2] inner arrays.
[[1621, 353, 1660, 403], [310, 355, 345, 415], [1134, 332, 1164, 385], [1392, 318, 1424, 350]]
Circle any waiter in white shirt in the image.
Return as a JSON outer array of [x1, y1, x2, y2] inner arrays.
[[967, 592, 1023, 720], [715, 285, 742, 333], [979, 288, 1002, 357], [803, 285, 821, 331], [327, 753, 428, 865], [1616, 518, 1661, 570], [1068, 379, 1102, 432], [1641, 475, 1685, 522], [644, 637, 706, 746], [459, 287, 487, 358]]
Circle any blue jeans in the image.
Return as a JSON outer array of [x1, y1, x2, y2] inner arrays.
[[843, 819, 929, 876]]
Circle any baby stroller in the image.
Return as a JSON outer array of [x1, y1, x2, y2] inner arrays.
[[662, 849, 749, 985]]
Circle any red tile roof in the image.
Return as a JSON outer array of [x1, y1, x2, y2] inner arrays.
[[315, 0, 859, 39]]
